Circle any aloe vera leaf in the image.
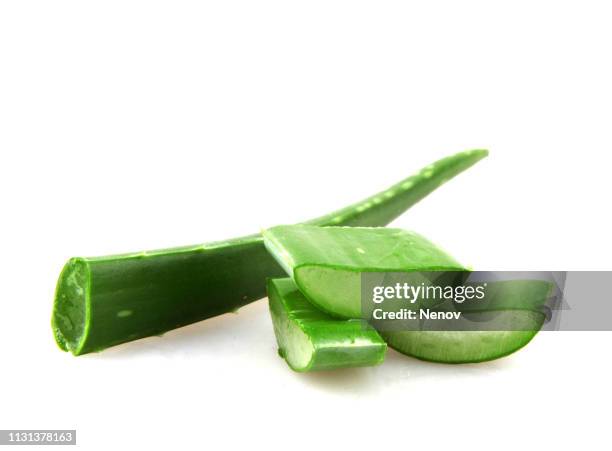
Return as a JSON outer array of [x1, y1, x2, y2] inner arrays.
[[53, 149, 487, 355]]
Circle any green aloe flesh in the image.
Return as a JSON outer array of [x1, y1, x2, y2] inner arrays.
[[268, 278, 387, 372], [262, 225, 548, 363], [52, 149, 488, 355]]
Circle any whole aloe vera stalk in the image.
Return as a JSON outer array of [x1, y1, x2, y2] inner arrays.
[[53, 149, 488, 355], [262, 224, 547, 363], [268, 278, 386, 372]]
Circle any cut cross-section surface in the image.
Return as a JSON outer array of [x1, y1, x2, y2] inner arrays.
[[267, 278, 387, 372]]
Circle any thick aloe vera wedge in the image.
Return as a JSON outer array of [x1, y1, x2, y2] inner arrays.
[[263, 225, 548, 363], [263, 225, 463, 318], [267, 278, 386, 372]]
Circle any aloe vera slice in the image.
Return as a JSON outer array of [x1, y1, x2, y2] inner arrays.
[[267, 278, 386, 372], [382, 282, 550, 363], [262, 225, 548, 363], [381, 321, 543, 363], [53, 149, 487, 355], [263, 225, 463, 318]]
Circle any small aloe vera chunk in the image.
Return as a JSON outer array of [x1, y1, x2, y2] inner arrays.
[[263, 225, 463, 318], [267, 278, 387, 372]]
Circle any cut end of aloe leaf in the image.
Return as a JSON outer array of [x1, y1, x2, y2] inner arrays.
[[272, 307, 317, 372], [295, 266, 361, 318], [52, 258, 91, 355], [268, 279, 316, 371], [268, 278, 387, 372]]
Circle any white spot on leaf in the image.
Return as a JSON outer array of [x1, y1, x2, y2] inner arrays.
[[117, 310, 133, 318]]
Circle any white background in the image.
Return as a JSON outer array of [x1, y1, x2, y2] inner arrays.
[[1, 1, 611, 450]]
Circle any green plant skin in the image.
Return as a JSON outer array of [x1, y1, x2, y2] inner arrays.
[[268, 278, 386, 372], [52, 149, 488, 355], [263, 224, 548, 363]]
